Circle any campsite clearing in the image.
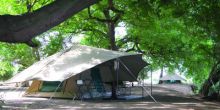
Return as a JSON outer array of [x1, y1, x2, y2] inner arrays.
[[1, 85, 220, 110]]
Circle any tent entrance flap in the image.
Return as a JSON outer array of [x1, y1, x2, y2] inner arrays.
[[91, 68, 105, 93], [40, 81, 63, 92]]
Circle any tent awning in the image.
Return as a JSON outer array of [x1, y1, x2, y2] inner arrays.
[[6, 45, 148, 83]]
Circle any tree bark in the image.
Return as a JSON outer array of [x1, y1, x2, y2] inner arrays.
[[201, 61, 220, 96], [103, 0, 119, 99], [87, 0, 121, 99], [108, 22, 117, 50], [0, 0, 99, 46], [201, 71, 220, 96], [160, 66, 164, 78], [159, 66, 164, 84]]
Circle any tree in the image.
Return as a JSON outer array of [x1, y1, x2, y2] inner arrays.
[[171, 0, 220, 96], [0, 0, 99, 46], [65, 0, 213, 89], [67, 0, 211, 97], [83, 0, 123, 98], [118, 0, 214, 90], [132, 0, 219, 96], [0, 43, 37, 80], [58, 0, 125, 99]]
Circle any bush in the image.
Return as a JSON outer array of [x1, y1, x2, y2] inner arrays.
[[0, 71, 13, 81]]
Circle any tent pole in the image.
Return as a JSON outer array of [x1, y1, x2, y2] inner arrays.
[[116, 59, 119, 96], [111, 59, 119, 99], [118, 59, 157, 103]]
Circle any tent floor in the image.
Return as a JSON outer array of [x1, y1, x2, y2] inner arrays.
[[80, 92, 144, 100], [24, 92, 74, 99], [102, 95, 144, 100], [24, 91, 144, 100]]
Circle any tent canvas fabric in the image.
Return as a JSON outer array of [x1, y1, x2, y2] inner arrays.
[[25, 70, 92, 98], [6, 45, 148, 98], [6, 45, 147, 83]]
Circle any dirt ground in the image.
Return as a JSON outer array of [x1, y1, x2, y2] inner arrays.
[[0, 85, 220, 110]]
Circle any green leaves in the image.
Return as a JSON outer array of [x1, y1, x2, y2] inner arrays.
[[41, 34, 64, 56], [0, 61, 14, 80], [0, 0, 26, 15], [81, 35, 109, 49], [0, 0, 54, 15], [0, 42, 37, 80], [120, 1, 215, 87]]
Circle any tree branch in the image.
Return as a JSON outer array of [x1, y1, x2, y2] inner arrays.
[[107, 0, 124, 14], [0, 0, 100, 46]]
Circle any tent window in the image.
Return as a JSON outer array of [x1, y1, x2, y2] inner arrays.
[[40, 81, 63, 92]]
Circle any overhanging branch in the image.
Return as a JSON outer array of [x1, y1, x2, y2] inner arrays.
[[0, 0, 100, 46]]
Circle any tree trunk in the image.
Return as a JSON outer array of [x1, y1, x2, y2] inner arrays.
[[159, 66, 164, 84], [88, 0, 120, 99], [201, 61, 220, 96], [104, 0, 118, 99], [160, 66, 164, 78], [0, 0, 99, 46], [201, 71, 220, 96], [111, 81, 117, 99], [108, 22, 117, 50], [107, 16, 118, 100]]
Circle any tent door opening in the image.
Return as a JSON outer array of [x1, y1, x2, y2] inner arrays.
[[40, 81, 63, 92], [91, 68, 105, 93]]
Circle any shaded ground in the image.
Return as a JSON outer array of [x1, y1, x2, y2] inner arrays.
[[0, 85, 220, 110]]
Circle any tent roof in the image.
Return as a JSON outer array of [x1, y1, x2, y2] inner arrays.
[[159, 74, 186, 81], [6, 45, 147, 83]]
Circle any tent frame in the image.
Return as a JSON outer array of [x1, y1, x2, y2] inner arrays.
[[45, 58, 157, 103], [18, 57, 157, 103], [117, 58, 157, 103]]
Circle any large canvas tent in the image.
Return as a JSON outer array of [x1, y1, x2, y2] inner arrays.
[[6, 45, 148, 98], [159, 74, 186, 84]]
